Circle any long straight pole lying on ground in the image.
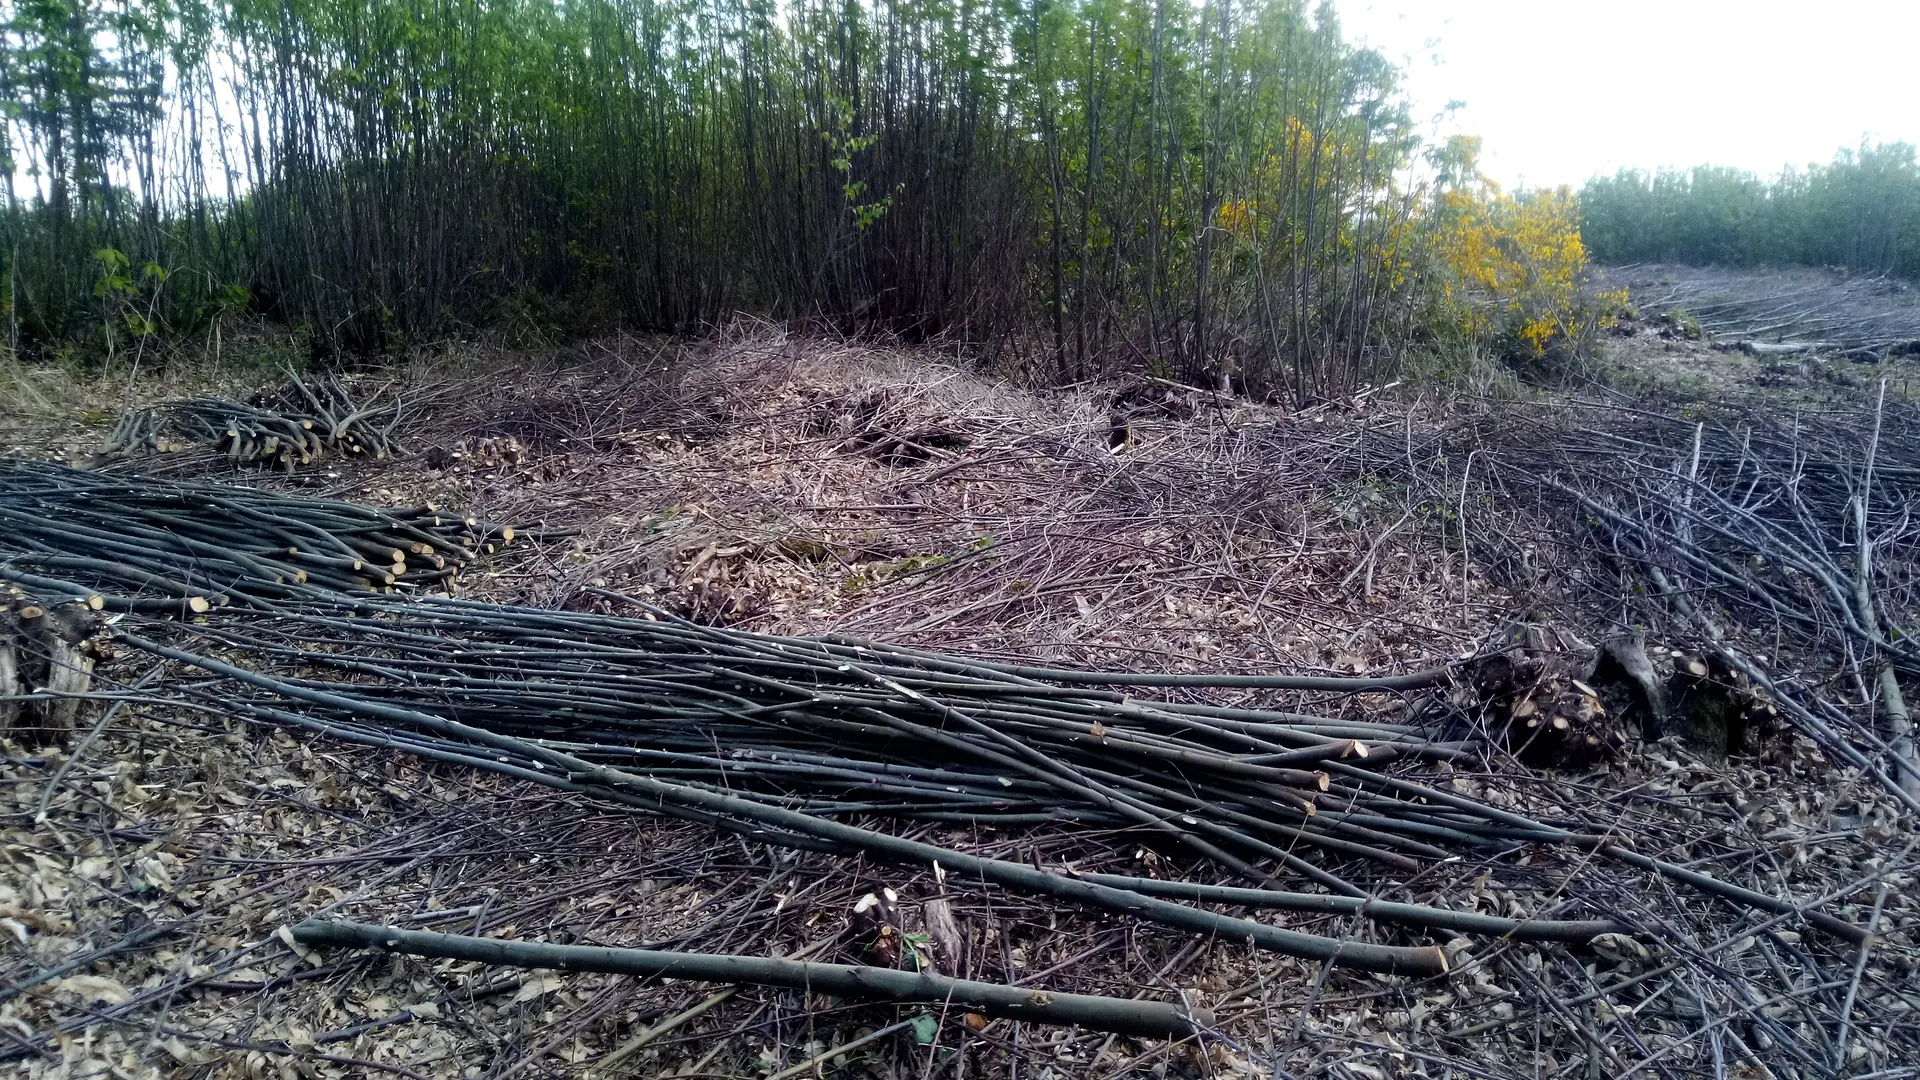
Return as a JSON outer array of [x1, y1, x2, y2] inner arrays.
[[292, 919, 1212, 1038]]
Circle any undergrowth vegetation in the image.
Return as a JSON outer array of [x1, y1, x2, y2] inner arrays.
[[3, 0, 1606, 395]]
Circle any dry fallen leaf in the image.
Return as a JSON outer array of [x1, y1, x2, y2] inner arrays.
[[56, 974, 132, 1004], [277, 923, 324, 966], [513, 974, 565, 1003]]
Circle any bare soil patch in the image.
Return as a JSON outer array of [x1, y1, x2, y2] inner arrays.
[[1596, 263, 1920, 402]]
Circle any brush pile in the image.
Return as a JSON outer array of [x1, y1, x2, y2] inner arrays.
[[1477, 390, 1920, 807], [7, 343, 1918, 1077], [0, 459, 515, 611], [121, 597, 1457, 885], [102, 372, 405, 468]]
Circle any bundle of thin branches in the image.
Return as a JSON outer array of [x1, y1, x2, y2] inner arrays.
[[1476, 391, 1920, 806], [103, 371, 405, 469], [110, 594, 1869, 963], [0, 459, 515, 611]]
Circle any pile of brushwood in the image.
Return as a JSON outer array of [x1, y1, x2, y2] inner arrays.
[[101, 373, 408, 469], [99, 592, 1873, 954], [5, 580, 1886, 1045], [1, 448, 1883, 1034], [1473, 385, 1920, 808], [3, 376, 1914, 1056]]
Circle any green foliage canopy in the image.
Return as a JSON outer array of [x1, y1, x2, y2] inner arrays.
[[1581, 142, 1920, 279], [3, 0, 1451, 397]]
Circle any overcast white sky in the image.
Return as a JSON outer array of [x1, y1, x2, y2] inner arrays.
[[1334, 0, 1920, 190]]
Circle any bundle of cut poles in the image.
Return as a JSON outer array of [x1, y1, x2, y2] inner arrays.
[[114, 594, 1871, 975], [0, 459, 513, 611], [103, 371, 404, 468]]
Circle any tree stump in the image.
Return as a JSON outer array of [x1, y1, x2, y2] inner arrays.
[[1467, 624, 1622, 767], [1581, 635, 1777, 758], [1664, 652, 1774, 758], [1, 596, 108, 743]]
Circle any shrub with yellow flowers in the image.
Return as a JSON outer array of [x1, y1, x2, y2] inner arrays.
[[1425, 137, 1606, 378]]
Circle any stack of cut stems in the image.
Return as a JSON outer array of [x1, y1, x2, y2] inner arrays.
[[0, 459, 513, 611], [116, 594, 1870, 968], [103, 371, 405, 468]]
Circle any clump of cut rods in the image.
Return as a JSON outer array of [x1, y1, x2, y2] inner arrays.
[[113, 592, 1871, 976], [103, 371, 404, 468], [0, 459, 514, 612]]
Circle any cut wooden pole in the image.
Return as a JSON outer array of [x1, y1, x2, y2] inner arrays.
[[1069, 872, 1626, 942], [292, 919, 1210, 1039]]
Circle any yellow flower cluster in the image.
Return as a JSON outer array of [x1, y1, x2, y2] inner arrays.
[[1217, 198, 1259, 239], [1432, 180, 1587, 356]]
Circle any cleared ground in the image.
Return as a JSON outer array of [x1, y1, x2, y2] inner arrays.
[[3, 317, 1916, 1079]]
